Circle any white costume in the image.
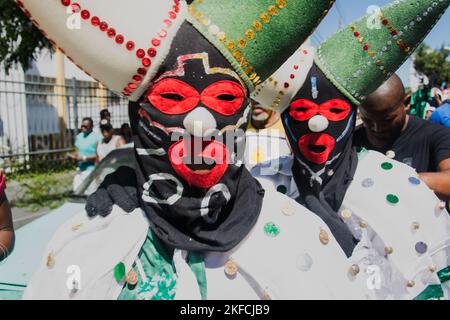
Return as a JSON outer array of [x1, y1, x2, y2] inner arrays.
[[251, 150, 450, 299], [23, 179, 366, 300]]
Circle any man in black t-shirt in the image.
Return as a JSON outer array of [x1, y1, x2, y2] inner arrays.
[[354, 74, 450, 201]]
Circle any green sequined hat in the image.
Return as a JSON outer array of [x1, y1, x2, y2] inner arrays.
[[315, 0, 450, 105], [187, 0, 335, 91]]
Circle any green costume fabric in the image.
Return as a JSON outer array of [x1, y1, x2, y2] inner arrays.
[[187, 0, 335, 90], [118, 229, 207, 300], [315, 0, 450, 105], [410, 85, 433, 119]]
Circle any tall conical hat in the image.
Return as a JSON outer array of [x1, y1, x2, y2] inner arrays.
[[254, 0, 450, 111], [315, 0, 450, 104], [16, 0, 335, 100]]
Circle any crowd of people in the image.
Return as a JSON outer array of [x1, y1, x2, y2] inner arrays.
[[0, 0, 449, 301], [69, 109, 132, 191]]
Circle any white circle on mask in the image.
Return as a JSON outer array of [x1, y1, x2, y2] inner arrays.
[[308, 115, 329, 132], [183, 107, 217, 137]]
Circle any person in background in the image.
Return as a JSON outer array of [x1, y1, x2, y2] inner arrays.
[[424, 104, 436, 121], [354, 74, 450, 201], [429, 89, 450, 128], [97, 120, 125, 162], [94, 109, 112, 134], [244, 100, 291, 170], [0, 169, 14, 262], [120, 123, 133, 144], [70, 117, 102, 191]]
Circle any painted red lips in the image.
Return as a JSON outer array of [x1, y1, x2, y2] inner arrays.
[[298, 133, 335, 165], [168, 139, 229, 189]]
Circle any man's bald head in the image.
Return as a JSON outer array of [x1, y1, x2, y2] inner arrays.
[[359, 74, 409, 148], [362, 74, 405, 113]]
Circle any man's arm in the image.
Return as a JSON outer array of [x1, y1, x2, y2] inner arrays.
[[0, 191, 14, 262], [419, 158, 450, 201]]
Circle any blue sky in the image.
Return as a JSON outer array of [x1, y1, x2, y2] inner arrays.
[[312, 0, 450, 86]]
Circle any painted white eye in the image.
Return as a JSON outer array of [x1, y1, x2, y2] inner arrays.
[[183, 107, 217, 137], [308, 115, 329, 132]]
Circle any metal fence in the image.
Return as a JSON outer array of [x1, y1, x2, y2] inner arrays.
[[0, 72, 129, 171]]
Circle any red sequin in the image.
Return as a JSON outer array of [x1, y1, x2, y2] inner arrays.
[[363, 44, 369, 51], [164, 19, 172, 27], [16, 1, 24, 8], [354, 31, 360, 37], [91, 16, 100, 26], [61, 0, 71, 6], [24, 9, 31, 17], [126, 41, 135, 51], [107, 28, 116, 38], [81, 10, 90, 20], [115, 35, 124, 44], [294, 65, 299, 70], [169, 11, 177, 19], [158, 29, 168, 38], [137, 68, 147, 76], [128, 83, 138, 90], [142, 58, 151, 67], [290, 74, 295, 79], [71, 3, 81, 13], [173, 5, 180, 13], [148, 48, 157, 57], [382, 19, 389, 25], [391, 30, 398, 36], [100, 22, 108, 31], [133, 75, 143, 83], [152, 38, 161, 47], [136, 49, 146, 58], [284, 83, 290, 89]]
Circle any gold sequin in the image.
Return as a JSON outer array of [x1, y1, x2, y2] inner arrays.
[[46, 251, 55, 268], [369, 51, 376, 57], [71, 223, 83, 231], [405, 47, 411, 53], [233, 50, 243, 60], [245, 66, 254, 74], [350, 25, 356, 32], [358, 37, 364, 44], [341, 209, 352, 220], [279, 91, 285, 96], [245, 29, 255, 40], [226, 40, 235, 51], [268, 5, 278, 15], [406, 280, 415, 288], [261, 12, 270, 23], [359, 220, 368, 228], [319, 228, 330, 245], [276, 0, 286, 9], [217, 32, 226, 42], [238, 38, 247, 48], [126, 268, 139, 286], [350, 264, 360, 276], [396, 39, 403, 45], [385, 246, 394, 255], [253, 20, 263, 31], [411, 222, 420, 231], [224, 259, 238, 276], [429, 265, 437, 273], [262, 291, 272, 300], [249, 72, 257, 80]]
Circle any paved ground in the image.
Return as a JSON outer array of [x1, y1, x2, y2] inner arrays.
[[11, 206, 51, 230]]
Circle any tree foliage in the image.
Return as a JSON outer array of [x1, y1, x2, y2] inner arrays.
[[0, 0, 53, 73], [414, 43, 450, 86]]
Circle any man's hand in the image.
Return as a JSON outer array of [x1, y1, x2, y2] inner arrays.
[[85, 166, 139, 218], [418, 158, 450, 201]]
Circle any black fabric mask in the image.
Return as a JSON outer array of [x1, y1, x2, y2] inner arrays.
[[282, 63, 358, 257], [129, 21, 264, 253]]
